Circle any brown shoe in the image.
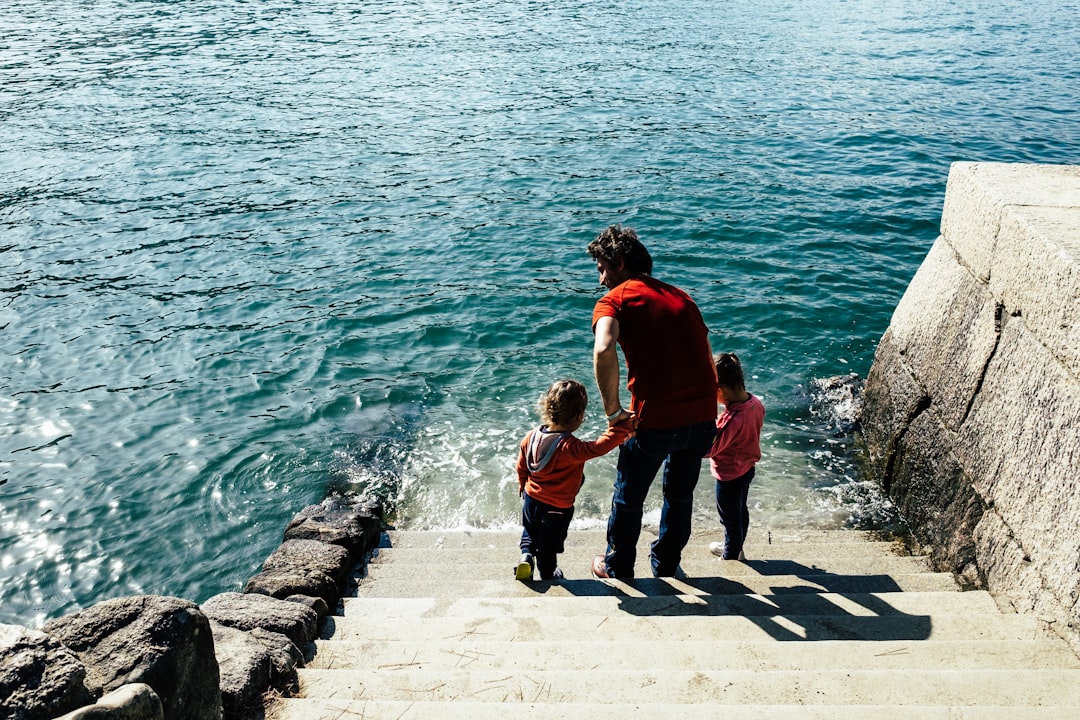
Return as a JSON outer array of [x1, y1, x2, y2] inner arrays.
[[591, 555, 613, 579]]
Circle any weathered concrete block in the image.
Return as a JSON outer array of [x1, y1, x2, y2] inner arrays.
[[956, 321, 1080, 612], [889, 409, 984, 584], [864, 161, 1080, 655], [0, 624, 94, 720], [973, 510, 1079, 637], [991, 205, 1080, 377], [210, 623, 301, 720], [43, 596, 221, 720], [878, 236, 999, 430], [52, 684, 163, 720], [859, 329, 928, 484], [201, 592, 317, 648], [940, 162, 1080, 281]]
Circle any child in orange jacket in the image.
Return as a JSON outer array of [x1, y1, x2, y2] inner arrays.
[[515, 379, 634, 581]]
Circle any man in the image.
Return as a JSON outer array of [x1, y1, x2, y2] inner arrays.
[[588, 224, 718, 578]]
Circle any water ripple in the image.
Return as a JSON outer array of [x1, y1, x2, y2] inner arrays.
[[3, 0, 1079, 625]]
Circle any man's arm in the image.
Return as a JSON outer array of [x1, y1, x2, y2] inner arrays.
[[593, 315, 631, 426]]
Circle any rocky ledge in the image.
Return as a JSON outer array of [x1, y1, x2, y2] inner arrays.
[[1, 494, 382, 720]]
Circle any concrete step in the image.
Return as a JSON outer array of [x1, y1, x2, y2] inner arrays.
[[293, 668, 1080, 706], [306, 638, 1080, 672], [339, 590, 1002, 619], [273, 700, 1080, 720], [350, 572, 959, 597], [319, 611, 1047, 643], [384, 528, 913, 550], [365, 554, 935, 579], [269, 527, 1080, 720], [375, 536, 918, 561]]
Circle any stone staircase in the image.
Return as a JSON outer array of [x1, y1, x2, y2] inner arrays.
[[270, 527, 1080, 719]]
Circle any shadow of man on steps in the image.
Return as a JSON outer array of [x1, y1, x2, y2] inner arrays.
[[556, 559, 933, 642]]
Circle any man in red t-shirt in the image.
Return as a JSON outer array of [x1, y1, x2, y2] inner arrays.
[[588, 224, 718, 579]]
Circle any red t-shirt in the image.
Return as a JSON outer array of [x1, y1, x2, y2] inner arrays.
[[592, 275, 717, 430]]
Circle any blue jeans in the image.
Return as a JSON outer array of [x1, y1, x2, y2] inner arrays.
[[602, 420, 715, 577], [520, 493, 574, 580], [715, 466, 754, 560]]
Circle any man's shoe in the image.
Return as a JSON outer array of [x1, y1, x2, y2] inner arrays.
[[515, 553, 535, 581], [591, 555, 613, 579]]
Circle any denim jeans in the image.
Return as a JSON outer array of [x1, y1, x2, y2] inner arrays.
[[602, 420, 715, 577], [520, 493, 574, 579], [715, 466, 754, 560]]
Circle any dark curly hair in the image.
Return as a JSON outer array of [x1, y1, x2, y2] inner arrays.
[[538, 379, 588, 426], [586, 224, 653, 275], [714, 352, 745, 390]]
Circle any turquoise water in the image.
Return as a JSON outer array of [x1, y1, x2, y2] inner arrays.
[[2, 0, 1078, 627]]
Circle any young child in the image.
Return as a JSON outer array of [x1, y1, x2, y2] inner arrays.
[[515, 379, 634, 581], [704, 353, 765, 561]]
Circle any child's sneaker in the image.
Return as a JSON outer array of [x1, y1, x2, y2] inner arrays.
[[515, 553, 535, 581], [542, 567, 565, 582], [708, 542, 746, 561]]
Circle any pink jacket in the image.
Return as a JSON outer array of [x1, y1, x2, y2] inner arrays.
[[705, 393, 764, 481]]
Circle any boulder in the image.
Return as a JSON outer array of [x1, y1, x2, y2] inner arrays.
[[242, 569, 340, 609], [241, 539, 349, 608], [283, 595, 329, 620], [201, 592, 317, 647], [283, 495, 382, 562], [52, 684, 163, 720], [210, 623, 301, 720], [0, 624, 94, 720], [43, 596, 220, 720], [261, 539, 351, 589]]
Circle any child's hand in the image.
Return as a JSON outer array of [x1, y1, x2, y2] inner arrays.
[[614, 414, 638, 438]]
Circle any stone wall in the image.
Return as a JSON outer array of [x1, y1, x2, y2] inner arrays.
[[862, 161, 1080, 652]]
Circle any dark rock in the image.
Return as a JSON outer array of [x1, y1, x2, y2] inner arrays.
[[283, 495, 382, 562], [283, 595, 330, 620], [210, 623, 301, 720], [43, 596, 221, 720], [261, 540, 351, 590], [53, 683, 163, 720], [201, 592, 317, 647], [243, 569, 340, 609], [0, 624, 94, 720]]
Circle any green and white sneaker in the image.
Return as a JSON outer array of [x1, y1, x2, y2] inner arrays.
[[515, 553, 535, 581]]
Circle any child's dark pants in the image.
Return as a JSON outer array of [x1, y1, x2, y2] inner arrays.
[[520, 493, 574, 579]]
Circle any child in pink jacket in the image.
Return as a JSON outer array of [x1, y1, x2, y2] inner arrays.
[[704, 353, 764, 561]]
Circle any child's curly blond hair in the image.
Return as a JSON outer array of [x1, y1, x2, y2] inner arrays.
[[538, 379, 588, 426]]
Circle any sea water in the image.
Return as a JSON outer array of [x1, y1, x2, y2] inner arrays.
[[2, 0, 1078, 627]]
